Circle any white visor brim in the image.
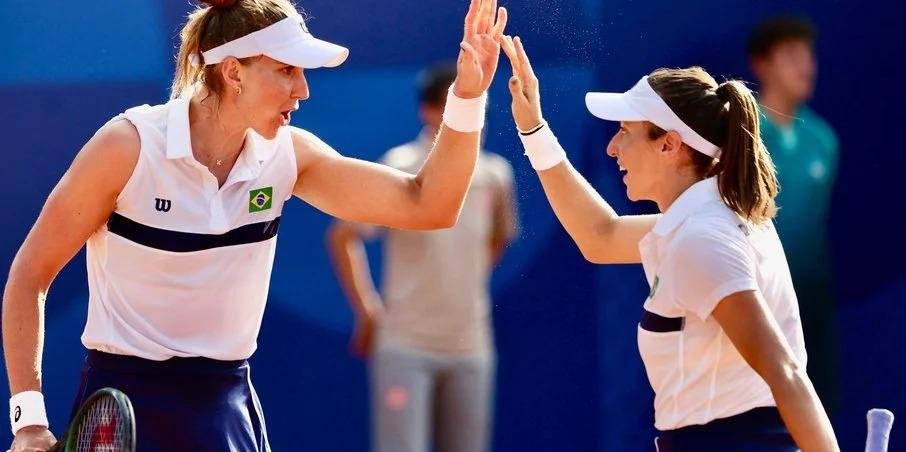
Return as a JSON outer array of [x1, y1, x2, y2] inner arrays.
[[585, 92, 648, 122], [201, 14, 348, 69], [266, 37, 348, 69], [585, 77, 721, 158]]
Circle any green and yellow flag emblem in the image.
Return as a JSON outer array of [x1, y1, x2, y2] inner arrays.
[[647, 276, 660, 300], [249, 187, 273, 213]]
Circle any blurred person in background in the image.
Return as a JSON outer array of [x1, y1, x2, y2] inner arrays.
[[748, 16, 839, 416], [327, 63, 518, 452]]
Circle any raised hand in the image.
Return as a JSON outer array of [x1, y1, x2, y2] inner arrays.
[[453, 0, 508, 99], [500, 35, 544, 131]]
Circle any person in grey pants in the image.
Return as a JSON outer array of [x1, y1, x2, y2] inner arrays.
[[327, 63, 518, 452]]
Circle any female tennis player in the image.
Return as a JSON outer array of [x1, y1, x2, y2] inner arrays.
[[3, 0, 507, 450], [498, 34, 838, 451]]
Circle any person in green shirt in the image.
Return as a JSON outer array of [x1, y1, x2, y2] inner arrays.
[[749, 16, 840, 416]]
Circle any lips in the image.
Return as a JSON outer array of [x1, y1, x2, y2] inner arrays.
[[279, 103, 299, 125], [617, 162, 628, 183], [280, 107, 297, 126]]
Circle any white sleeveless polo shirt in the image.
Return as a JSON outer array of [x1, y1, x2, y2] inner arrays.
[[82, 96, 297, 361]]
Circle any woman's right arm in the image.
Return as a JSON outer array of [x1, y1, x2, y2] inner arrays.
[[499, 35, 656, 264], [531, 160, 656, 264], [713, 291, 839, 451], [3, 119, 138, 449]]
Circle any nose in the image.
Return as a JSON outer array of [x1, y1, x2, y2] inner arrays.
[[606, 133, 620, 158], [293, 70, 310, 101]]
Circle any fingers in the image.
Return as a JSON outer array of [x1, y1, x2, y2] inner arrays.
[[514, 36, 534, 75], [500, 35, 520, 74], [487, 0, 498, 34], [475, 0, 490, 35], [501, 36, 539, 99], [491, 7, 508, 40], [464, 0, 479, 35]]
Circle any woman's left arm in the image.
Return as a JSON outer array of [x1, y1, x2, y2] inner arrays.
[[713, 291, 839, 452], [292, 0, 507, 230]]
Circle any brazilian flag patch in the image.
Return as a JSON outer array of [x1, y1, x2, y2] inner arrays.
[[647, 275, 660, 300], [249, 187, 273, 213]]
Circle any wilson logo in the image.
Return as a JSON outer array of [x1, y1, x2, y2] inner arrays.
[[155, 198, 172, 212]]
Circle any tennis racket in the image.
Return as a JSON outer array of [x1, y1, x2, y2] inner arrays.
[[47, 387, 135, 452], [865, 408, 894, 452]]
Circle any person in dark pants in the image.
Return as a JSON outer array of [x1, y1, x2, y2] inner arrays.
[[748, 16, 840, 417], [2, 0, 509, 450], [496, 30, 839, 450]]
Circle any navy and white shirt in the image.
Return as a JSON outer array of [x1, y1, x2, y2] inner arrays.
[[637, 177, 807, 430], [82, 96, 297, 361]]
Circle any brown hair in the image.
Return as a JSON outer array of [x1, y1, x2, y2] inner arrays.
[[170, 0, 299, 99], [747, 16, 816, 58], [646, 67, 778, 224]]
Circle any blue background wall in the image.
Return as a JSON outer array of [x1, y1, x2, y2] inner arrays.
[[1, 0, 904, 450]]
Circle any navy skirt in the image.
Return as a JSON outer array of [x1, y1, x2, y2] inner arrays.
[[655, 407, 797, 451], [69, 350, 270, 452]]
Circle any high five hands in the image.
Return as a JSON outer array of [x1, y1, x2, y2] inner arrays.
[[455, 2, 545, 132]]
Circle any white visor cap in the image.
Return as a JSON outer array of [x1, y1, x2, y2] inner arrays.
[[201, 14, 348, 69], [585, 76, 721, 158]]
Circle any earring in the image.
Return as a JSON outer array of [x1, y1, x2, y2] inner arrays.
[[236, 85, 242, 95]]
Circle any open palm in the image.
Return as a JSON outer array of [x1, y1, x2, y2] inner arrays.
[[453, 0, 508, 98], [500, 35, 545, 131]]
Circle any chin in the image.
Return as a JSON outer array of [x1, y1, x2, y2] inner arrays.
[[253, 124, 281, 140], [624, 184, 653, 203], [625, 187, 638, 201]]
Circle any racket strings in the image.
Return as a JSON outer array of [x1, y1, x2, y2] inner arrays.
[[74, 395, 127, 451]]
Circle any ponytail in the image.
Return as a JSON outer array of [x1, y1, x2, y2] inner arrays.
[[711, 81, 778, 224], [170, 8, 214, 99], [648, 67, 779, 225]]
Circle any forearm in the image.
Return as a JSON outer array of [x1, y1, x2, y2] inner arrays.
[[413, 125, 481, 227], [2, 266, 47, 395], [768, 364, 839, 451], [535, 159, 620, 257], [410, 83, 488, 227], [713, 292, 838, 451], [327, 227, 380, 316]]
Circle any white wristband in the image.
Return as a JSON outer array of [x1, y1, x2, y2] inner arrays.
[[519, 122, 567, 171], [441, 87, 487, 133], [10, 391, 48, 435]]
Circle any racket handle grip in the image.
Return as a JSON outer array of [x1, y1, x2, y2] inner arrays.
[[866, 408, 894, 452]]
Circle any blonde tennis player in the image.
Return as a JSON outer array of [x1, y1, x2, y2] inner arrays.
[[2, 0, 507, 450]]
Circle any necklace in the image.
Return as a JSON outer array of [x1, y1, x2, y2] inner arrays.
[[216, 159, 223, 166]]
